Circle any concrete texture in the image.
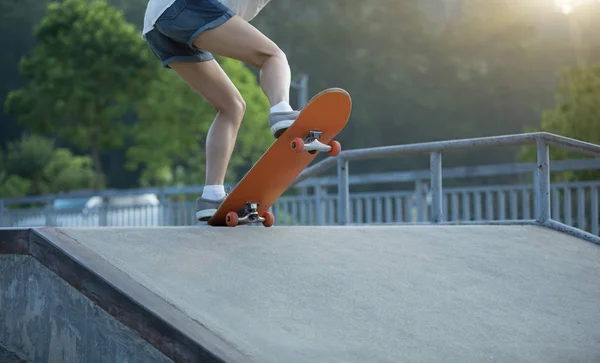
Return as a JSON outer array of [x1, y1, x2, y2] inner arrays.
[[0, 255, 173, 363], [35, 224, 600, 363], [0, 344, 26, 363]]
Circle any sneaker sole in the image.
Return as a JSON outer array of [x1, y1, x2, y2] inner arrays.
[[196, 209, 217, 221], [270, 120, 294, 138]]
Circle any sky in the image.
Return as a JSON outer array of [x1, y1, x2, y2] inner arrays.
[[553, 0, 600, 13]]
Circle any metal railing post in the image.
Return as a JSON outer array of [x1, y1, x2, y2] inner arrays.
[[315, 183, 325, 226], [533, 171, 539, 218], [591, 187, 599, 236], [430, 152, 443, 223], [99, 197, 108, 227], [159, 191, 169, 226], [44, 198, 55, 226], [415, 181, 426, 222], [536, 137, 551, 223], [299, 186, 308, 225], [337, 157, 350, 225]]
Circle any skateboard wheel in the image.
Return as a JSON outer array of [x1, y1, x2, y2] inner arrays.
[[328, 140, 342, 156], [226, 211, 239, 227], [263, 212, 275, 227], [291, 137, 304, 153]]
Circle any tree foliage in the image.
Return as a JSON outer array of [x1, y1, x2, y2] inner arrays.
[[4, 0, 158, 187], [127, 57, 272, 187], [520, 64, 600, 181], [542, 65, 600, 145], [2, 0, 600, 193], [0, 134, 96, 198]]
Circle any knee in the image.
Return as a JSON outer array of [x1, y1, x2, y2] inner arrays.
[[271, 47, 287, 63], [233, 96, 247, 119], [253, 46, 287, 69], [217, 94, 246, 123]]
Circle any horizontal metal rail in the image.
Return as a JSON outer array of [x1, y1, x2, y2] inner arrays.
[[294, 132, 600, 245], [296, 132, 600, 185], [295, 158, 600, 188], [542, 132, 600, 156], [341, 133, 540, 161]]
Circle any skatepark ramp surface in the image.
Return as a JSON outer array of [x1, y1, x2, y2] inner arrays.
[[1, 225, 599, 362]]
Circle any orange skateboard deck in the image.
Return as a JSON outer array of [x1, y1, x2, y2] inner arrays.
[[208, 87, 352, 227]]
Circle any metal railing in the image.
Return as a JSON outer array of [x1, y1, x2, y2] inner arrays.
[[271, 181, 599, 235], [1, 132, 599, 244], [6, 178, 597, 237], [292, 132, 600, 244]]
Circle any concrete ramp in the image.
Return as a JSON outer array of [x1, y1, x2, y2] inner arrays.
[[1, 225, 600, 362]]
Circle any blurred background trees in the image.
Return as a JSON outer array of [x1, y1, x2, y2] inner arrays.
[[1, 0, 599, 197]]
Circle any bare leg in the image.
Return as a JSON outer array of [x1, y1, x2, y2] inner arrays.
[[168, 16, 298, 221], [192, 15, 291, 107], [170, 59, 245, 187]]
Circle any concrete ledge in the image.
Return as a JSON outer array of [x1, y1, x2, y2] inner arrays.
[[0, 254, 173, 363], [0, 344, 26, 363], [0, 229, 251, 363]]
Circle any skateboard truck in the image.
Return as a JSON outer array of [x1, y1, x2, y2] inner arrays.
[[225, 202, 275, 227], [290, 131, 342, 156]]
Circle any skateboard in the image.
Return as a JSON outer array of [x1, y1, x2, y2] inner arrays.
[[207, 87, 352, 227]]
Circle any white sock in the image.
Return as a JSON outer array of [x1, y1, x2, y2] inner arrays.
[[202, 185, 225, 201], [270, 101, 293, 113]]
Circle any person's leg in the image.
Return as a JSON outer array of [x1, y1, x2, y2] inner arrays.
[[190, 15, 300, 137], [168, 59, 246, 219], [154, 0, 299, 137], [146, 0, 301, 223], [144, 28, 241, 192], [192, 15, 290, 107]]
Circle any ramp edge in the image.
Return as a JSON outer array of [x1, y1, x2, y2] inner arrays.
[[1, 228, 254, 363]]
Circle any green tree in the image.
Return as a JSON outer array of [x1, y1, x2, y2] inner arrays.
[[542, 65, 600, 144], [0, 172, 32, 199], [0, 148, 32, 199], [3, 0, 600, 192], [1, 134, 96, 197], [127, 57, 272, 187], [520, 64, 600, 181], [4, 0, 159, 188], [0, 0, 55, 147], [4, 134, 56, 192]]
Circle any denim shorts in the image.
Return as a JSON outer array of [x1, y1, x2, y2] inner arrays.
[[145, 0, 235, 68]]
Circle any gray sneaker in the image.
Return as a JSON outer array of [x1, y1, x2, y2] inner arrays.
[[196, 195, 226, 221], [269, 110, 300, 138]]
